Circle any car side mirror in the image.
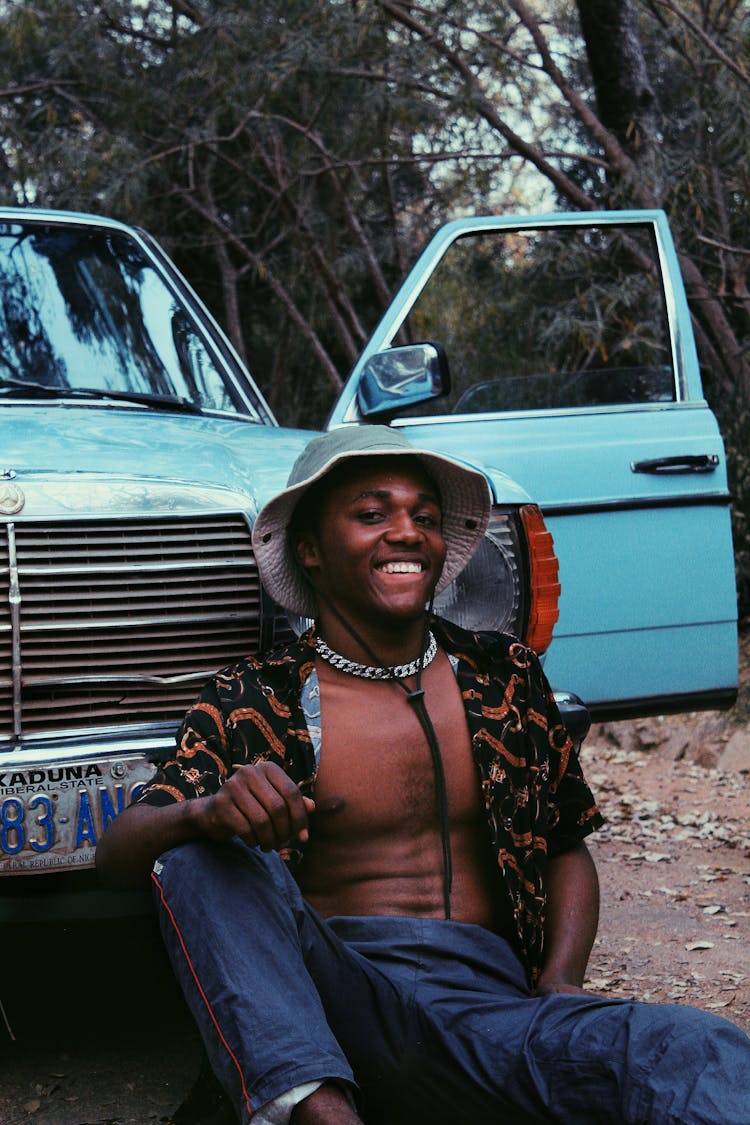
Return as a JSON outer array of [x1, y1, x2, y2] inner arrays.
[[357, 342, 450, 419]]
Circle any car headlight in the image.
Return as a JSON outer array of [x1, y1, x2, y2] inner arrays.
[[434, 510, 523, 634], [434, 505, 560, 653]]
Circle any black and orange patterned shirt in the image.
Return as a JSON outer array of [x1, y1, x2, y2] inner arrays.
[[135, 616, 603, 983]]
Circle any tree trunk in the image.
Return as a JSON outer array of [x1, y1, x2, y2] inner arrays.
[[576, 0, 658, 168], [213, 236, 248, 367], [576, 0, 749, 406]]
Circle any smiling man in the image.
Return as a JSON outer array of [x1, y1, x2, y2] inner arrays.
[[97, 426, 750, 1125]]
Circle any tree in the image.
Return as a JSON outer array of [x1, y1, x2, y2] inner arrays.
[[0, 1, 437, 422], [377, 1, 748, 400], [5, 2, 745, 412]]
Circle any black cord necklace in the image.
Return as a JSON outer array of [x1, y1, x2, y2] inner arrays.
[[316, 594, 453, 919]]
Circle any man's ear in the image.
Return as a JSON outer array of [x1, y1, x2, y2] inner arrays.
[[295, 531, 320, 574]]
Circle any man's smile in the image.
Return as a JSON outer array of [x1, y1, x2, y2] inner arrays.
[[376, 560, 425, 574]]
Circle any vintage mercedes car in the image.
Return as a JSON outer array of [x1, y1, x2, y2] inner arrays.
[[0, 207, 737, 918]]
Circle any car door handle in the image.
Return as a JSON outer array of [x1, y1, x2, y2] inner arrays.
[[631, 454, 719, 474]]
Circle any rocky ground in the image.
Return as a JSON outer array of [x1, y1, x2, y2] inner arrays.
[[581, 625, 750, 1031], [0, 633, 748, 1123]]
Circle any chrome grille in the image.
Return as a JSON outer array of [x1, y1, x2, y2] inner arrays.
[[0, 515, 261, 742]]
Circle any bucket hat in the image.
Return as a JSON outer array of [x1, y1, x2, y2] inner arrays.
[[252, 425, 491, 617]]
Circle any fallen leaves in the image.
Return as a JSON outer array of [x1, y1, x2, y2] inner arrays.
[[582, 738, 749, 1029]]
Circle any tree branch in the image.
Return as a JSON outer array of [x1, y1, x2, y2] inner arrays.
[[378, 0, 600, 211], [174, 189, 344, 394], [652, 0, 750, 88]]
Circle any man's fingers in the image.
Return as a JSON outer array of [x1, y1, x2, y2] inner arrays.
[[227, 764, 310, 848], [299, 796, 316, 842]]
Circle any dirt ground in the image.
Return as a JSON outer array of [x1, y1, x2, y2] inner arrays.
[[0, 634, 748, 1124], [581, 625, 750, 1032]]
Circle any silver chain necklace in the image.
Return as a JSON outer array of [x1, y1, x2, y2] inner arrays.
[[315, 631, 437, 680]]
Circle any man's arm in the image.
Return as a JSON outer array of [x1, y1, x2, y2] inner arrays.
[[96, 762, 314, 890], [533, 841, 600, 996]]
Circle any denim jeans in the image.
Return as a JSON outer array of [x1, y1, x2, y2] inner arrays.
[[152, 839, 750, 1124]]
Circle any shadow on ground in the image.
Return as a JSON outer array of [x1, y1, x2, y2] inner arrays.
[[0, 914, 202, 1124]]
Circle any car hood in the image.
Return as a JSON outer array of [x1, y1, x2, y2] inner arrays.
[[0, 404, 531, 518], [0, 404, 315, 517]]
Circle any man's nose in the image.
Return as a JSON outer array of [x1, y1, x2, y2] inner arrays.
[[385, 510, 422, 542]]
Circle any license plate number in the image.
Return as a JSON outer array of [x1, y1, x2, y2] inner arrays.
[[0, 757, 155, 873]]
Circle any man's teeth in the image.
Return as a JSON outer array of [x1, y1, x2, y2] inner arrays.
[[380, 561, 422, 573]]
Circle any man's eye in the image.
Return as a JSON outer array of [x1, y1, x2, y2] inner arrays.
[[415, 512, 440, 527]]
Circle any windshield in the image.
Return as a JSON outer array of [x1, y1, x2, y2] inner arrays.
[[0, 220, 262, 418]]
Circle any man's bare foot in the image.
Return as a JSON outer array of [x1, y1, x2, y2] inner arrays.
[[291, 1082, 364, 1124]]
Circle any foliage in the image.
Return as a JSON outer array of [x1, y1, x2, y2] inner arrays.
[[0, 1, 435, 423]]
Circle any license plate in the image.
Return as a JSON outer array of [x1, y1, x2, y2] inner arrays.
[[0, 756, 155, 873]]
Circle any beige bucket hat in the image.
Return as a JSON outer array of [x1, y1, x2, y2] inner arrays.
[[252, 425, 491, 618]]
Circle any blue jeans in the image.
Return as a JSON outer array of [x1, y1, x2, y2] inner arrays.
[[152, 839, 750, 1124]]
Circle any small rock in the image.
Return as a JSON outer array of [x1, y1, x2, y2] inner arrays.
[[717, 730, 750, 773]]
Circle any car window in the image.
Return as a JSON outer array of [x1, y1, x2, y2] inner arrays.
[[0, 221, 252, 415], [395, 222, 674, 415]]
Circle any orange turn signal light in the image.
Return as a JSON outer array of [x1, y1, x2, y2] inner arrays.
[[520, 504, 561, 655]]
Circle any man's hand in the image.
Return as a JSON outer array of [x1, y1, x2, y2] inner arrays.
[[97, 762, 314, 889], [531, 974, 588, 998], [195, 762, 315, 851]]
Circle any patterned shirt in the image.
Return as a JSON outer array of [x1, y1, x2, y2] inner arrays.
[[136, 616, 604, 983]]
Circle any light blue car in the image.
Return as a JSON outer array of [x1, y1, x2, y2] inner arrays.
[[0, 207, 736, 912]]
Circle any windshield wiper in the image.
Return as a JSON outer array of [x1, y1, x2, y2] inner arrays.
[[0, 379, 204, 414]]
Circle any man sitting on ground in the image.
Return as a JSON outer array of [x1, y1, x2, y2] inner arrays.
[[97, 425, 750, 1125]]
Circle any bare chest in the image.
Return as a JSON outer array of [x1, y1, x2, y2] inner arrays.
[[312, 652, 480, 837]]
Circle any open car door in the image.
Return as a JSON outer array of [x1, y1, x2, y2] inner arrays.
[[329, 211, 737, 721]]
